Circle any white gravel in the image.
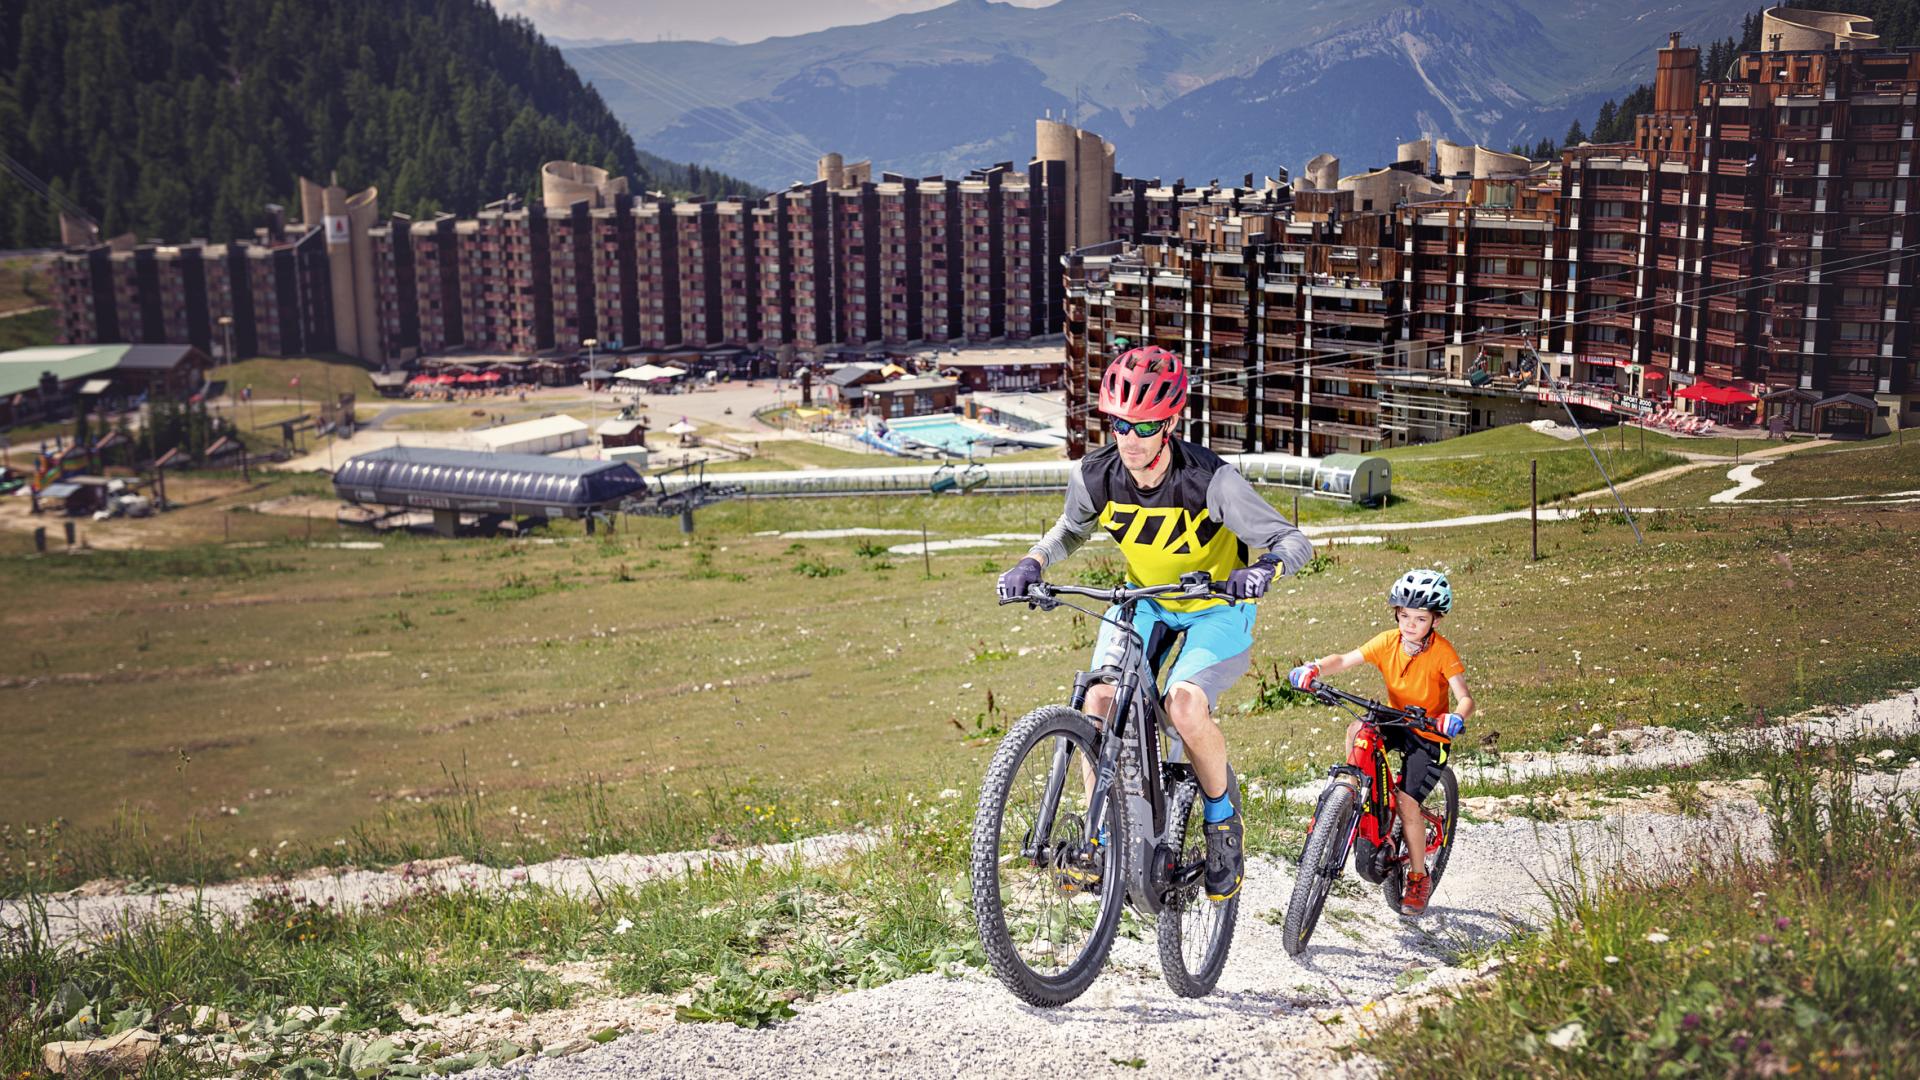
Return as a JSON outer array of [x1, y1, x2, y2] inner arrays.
[[1, 833, 878, 947], [467, 808, 1756, 1080]]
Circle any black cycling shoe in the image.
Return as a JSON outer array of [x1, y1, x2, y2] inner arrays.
[[1203, 811, 1244, 902]]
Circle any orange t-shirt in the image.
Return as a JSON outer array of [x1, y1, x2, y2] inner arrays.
[[1360, 628, 1465, 720]]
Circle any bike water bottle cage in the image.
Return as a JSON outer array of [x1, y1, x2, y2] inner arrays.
[[1110, 417, 1165, 438]]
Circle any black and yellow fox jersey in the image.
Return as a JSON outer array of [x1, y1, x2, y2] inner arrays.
[[1031, 439, 1314, 612]]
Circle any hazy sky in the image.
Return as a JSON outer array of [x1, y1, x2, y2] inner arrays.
[[493, 0, 1059, 45]]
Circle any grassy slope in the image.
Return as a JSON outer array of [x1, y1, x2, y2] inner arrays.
[[1752, 434, 1920, 500], [0, 307, 55, 351], [0, 255, 49, 315], [1373, 746, 1920, 1078], [4, 466, 1919, 892]]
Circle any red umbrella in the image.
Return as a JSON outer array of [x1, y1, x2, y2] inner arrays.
[[408, 374, 435, 385], [1711, 386, 1758, 406], [477, 371, 503, 383], [430, 374, 456, 385], [456, 373, 484, 384], [1672, 383, 1713, 401]]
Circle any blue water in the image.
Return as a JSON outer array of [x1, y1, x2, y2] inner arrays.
[[888, 418, 990, 454]]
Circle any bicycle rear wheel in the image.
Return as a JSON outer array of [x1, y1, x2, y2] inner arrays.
[[1282, 781, 1357, 957], [1383, 766, 1460, 915], [970, 705, 1124, 1007], [1155, 778, 1239, 996]]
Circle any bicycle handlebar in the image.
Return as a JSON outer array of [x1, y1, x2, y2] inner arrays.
[[997, 571, 1236, 609], [1307, 680, 1437, 732]]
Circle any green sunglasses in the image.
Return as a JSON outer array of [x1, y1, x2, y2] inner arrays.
[[1109, 417, 1166, 438]]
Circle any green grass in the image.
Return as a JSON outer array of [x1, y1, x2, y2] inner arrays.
[[217, 355, 383, 405], [0, 808, 981, 1076], [0, 306, 55, 351], [1376, 425, 1687, 516], [1372, 743, 1920, 1078], [1744, 434, 1920, 501], [4, 481, 1920, 897], [0, 255, 49, 315]]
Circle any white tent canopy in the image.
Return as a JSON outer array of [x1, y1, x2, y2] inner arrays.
[[665, 419, 698, 435], [613, 364, 687, 382]]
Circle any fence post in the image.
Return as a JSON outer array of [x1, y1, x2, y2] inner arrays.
[[921, 525, 932, 579], [1530, 459, 1539, 562], [1292, 493, 1300, 526]]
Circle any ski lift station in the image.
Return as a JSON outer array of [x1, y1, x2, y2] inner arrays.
[[333, 446, 650, 535]]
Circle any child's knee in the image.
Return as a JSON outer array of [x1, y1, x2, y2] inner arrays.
[[1344, 720, 1363, 741]]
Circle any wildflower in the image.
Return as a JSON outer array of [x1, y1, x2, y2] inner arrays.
[[1776, 917, 1792, 930], [1545, 1021, 1587, 1050], [1645, 931, 1671, 944], [612, 917, 634, 935], [1604, 955, 1620, 964]]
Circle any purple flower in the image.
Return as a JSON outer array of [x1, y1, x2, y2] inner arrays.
[[1733, 1036, 1749, 1052], [1775, 916, 1792, 930], [1755, 934, 1774, 945], [1682, 1013, 1701, 1030]]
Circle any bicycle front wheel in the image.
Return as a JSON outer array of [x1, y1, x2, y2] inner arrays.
[[970, 704, 1124, 1007], [1282, 780, 1357, 957], [1155, 778, 1239, 997]]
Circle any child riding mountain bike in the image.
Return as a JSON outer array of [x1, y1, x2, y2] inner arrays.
[[998, 345, 1313, 903], [1290, 569, 1475, 916]]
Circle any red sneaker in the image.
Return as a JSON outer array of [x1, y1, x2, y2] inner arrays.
[[1401, 871, 1433, 915]]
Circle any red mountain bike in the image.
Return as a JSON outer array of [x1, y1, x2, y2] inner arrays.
[[1281, 681, 1460, 955]]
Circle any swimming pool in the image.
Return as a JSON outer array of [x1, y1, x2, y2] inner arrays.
[[887, 417, 995, 454]]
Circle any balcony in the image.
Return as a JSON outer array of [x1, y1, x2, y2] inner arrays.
[[1475, 241, 1547, 258], [1587, 247, 1640, 266], [1718, 123, 1752, 142], [1853, 124, 1903, 141], [1259, 411, 1297, 428], [1833, 305, 1886, 322], [1705, 327, 1739, 348], [1842, 197, 1893, 213], [1210, 329, 1247, 347], [1313, 308, 1389, 328], [1152, 297, 1184, 313], [1588, 216, 1642, 234], [1714, 192, 1753, 210], [1837, 231, 1891, 251], [1776, 196, 1813, 212], [1212, 301, 1247, 318], [1715, 159, 1754, 177], [1832, 338, 1882, 357], [1777, 125, 1821, 143], [1313, 391, 1380, 412], [1659, 187, 1688, 205], [1470, 300, 1540, 321], [1713, 226, 1746, 246], [1593, 184, 1644, 201], [1309, 419, 1383, 441], [1848, 160, 1902, 178], [1416, 239, 1458, 255], [1415, 268, 1454, 284]]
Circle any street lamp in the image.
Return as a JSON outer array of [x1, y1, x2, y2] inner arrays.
[[583, 338, 598, 456]]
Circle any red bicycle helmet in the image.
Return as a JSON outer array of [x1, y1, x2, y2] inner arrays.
[[1098, 345, 1188, 421]]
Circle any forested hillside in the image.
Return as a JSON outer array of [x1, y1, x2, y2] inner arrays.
[[0, 0, 757, 249]]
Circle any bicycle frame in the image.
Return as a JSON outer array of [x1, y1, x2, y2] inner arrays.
[[1010, 575, 1229, 915], [1312, 685, 1452, 882]]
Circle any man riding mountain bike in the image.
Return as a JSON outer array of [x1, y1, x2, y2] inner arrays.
[[997, 345, 1313, 902]]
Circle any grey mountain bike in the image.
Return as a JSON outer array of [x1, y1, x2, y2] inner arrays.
[[971, 571, 1242, 1006]]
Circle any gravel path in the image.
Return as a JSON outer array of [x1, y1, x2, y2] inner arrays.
[[1, 833, 877, 946], [469, 808, 1758, 1080]]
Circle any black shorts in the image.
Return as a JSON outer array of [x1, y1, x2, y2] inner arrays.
[[1380, 725, 1449, 801]]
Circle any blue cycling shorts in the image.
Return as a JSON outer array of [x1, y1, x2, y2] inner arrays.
[[1090, 598, 1255, 710]]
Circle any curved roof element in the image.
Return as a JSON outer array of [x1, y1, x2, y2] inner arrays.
[[333, 446, 649, 517]]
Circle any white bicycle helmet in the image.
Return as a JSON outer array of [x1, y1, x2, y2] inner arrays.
[[1388, 568, 1453, 616]]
